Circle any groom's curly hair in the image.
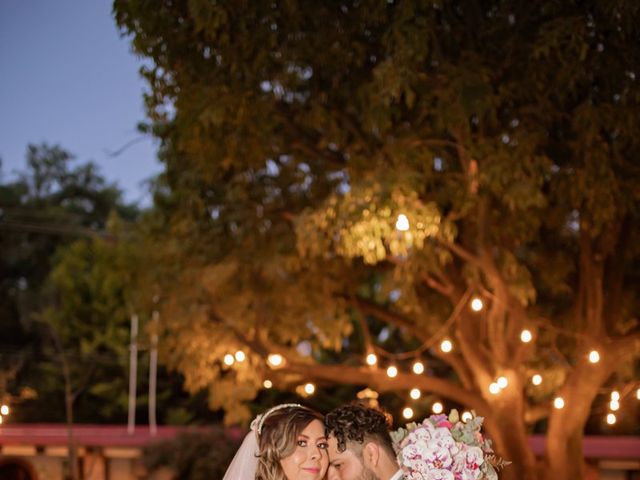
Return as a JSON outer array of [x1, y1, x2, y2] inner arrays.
[[324, 403, 395, 457]]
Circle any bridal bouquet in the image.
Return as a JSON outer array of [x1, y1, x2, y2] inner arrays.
[[390, 410, 508, 480]]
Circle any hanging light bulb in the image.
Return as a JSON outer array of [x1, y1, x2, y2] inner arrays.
[[0, 415, 3, 425], [0, 405, 8, 416], [609, 400, 620, 411], [223, 354, 235, 366], [440, 339, 453, 353], [386, 366, 398, 378], [267, 353, 284, 368], [304, 383, 316, 395], [432, 402, 444, 414], [235, 351, 246, 362], [410, 388, 421, 400], [366, 353, 378, 366], [610, 391, 620, 402], [402, 407, 414, 419], [636, 388, 640, 400], [497, 376, 508, 389], [412, 361, 424, 374], [606, 413, 616, 425], [532, 374, 542, 385], [470, 297, 484, 312], [489, 382, 500, 394], [395, 214, 410, 231], [553, 397, 565, 409], [520, 329, 532, 343], [588, 350, 600, 363], [263, 379, 273, 389], [461, 411, 473, 422]]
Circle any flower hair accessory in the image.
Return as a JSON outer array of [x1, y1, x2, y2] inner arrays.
[[390, 409, 510, 480], [251, 403, 303, 437]]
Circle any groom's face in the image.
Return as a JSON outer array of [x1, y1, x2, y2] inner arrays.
[[326, 436, 378, 480]]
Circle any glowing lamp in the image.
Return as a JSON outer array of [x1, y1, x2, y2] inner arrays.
[[470, 298, 484, 312], [395, 214, 410, 231], [520, 330, 532, 343], [366, 353, 378, 366], [267, 353, 284, 368], [412, 361, 424, 374]]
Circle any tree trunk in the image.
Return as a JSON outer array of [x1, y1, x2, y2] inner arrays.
[[483, 385, 537, 480], [544, 360, 612, 480]]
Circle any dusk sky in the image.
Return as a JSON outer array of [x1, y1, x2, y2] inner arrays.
[[0, 1, 161, 205]]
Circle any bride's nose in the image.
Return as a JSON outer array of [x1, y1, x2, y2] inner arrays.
[[310, 445, 322, 459]]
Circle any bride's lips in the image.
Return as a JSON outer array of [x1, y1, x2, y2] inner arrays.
[[302, 466, 321, 474]]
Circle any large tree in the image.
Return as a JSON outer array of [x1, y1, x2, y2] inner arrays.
[[114, 1, 640, 479]]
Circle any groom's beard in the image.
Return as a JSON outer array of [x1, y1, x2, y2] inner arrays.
[[357, 466, 378, 480]]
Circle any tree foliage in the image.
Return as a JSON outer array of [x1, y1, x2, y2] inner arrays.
[[114, 1, 640, 478]]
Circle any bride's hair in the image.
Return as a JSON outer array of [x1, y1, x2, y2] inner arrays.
[[255, 405, 323, 480]]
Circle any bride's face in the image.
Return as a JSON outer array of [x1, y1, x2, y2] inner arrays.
[[280, 419, 329, 480]]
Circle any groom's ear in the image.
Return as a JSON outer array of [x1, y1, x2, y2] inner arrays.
[[362, 442, 380, 468]]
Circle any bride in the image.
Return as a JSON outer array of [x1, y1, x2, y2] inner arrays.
[[223, 403, 329, 480]]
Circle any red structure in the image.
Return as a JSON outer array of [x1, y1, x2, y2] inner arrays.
[[0, 425, 638, 479]]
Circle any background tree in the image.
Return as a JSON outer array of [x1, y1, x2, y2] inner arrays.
[[114, 1, 640, 479]]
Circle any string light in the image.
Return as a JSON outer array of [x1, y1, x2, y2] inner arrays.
[[386, 366, 398, 378], [588, 350, 600, 364], [489, 383, 500, 394], [0, 405, 8, 416], [223, 354, 235, 366], [432, 402, 444, 414], [440, 339, 453, 353], [304, 383, 316, 395], [637, 388, 640, 400], [606, 413, 616, 425], [234, 351, 246, 362], [532, 374, 542, 386], [461, 411, 473, 422], [553, 397, 565, 409], [520, 329, 532, 343], [395, 214, 410, 231], [412, 361, 424, 374], [470, 298, 484, 312], [403, 407, 414, 419], [609, 400, 620, 411], [610, 391, 620, 402], [366, 353, 378, 366], [0, 415, 3, 425], [263, 380, 273, 389], [410, 388, 421, 400], [497, 376, 508, 389], [267, 353, 284, 368]]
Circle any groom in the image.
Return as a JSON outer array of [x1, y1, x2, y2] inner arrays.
[[324, 404, 403, 480]]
